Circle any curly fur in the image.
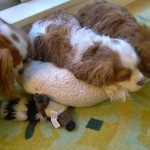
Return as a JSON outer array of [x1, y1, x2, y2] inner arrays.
[[0, 18, 31, 98], [76, 1, 150, 77], [28, 11, 144, 92]]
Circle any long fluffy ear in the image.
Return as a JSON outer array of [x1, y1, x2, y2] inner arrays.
[[0, 49, 15, 98], [29, 35, 47, 61], [69, 60, 114, 86], [103, 84, 129, 101], [68, 45, 115, 86]]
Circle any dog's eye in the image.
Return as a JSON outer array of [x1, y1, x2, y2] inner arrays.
[[116, 69, 132, 81], [119, 75, 130, 81]]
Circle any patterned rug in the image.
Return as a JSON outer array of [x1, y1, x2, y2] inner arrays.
[[1, 9, 150, 150]]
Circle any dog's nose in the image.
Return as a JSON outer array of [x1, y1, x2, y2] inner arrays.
[[137, 77, 145, 86]]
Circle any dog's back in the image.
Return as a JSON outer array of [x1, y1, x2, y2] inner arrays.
[[76, 1, 150, 78], [77, 1, 138, 38]]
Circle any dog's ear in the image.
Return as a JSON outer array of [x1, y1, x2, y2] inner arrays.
[[69, 59, 114, 86], [0, 49, 15, 98], [69, 45, 115, 86], [29, 35, 47, 61]]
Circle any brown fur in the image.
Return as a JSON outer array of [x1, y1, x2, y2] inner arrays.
[[0, 35, 23, 98], [76, 1, 150, 77], [57, 110, 73, 127], [69, 44, 132, 86], [30, 15, 132, 87], [11, 33, 20, 42], [34, 93, 50, 118], [0, 18, 30, 98], [30, 24, 74, 67], [44, 10, 80, 26]]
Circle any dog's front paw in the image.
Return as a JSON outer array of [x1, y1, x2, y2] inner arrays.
[[103, 85, 129, 101]]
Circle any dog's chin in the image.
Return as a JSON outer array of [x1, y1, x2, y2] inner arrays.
[[118, 81, 143, 93], [103, 82, 143, 102], [126, 86, 142, 92], [103, 85, 129, 102]]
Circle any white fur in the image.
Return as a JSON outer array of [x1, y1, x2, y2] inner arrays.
[[20, 60, 137, 107], [29, 17, 144, 93], [0, 19, 28, 59], [29, 18, 65, 44], [0, 19, 29, 79], [105, 38, 139, 68], [102, 38, 144, 91], [45, 101, 68, 117], [36, 113, 44, 121], [0, 98, 28, 121], [0, 101, 9, 119], [13, 98, 28, 121], [118, 69, 143, 92]]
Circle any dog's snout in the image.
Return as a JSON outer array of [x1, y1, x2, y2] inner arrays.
[[137, 77, 145, 86]]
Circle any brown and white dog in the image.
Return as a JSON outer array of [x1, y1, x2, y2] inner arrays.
[[29, 12, 144, 94], [0, 18, 31, 98], [77, 1, 150, 78]]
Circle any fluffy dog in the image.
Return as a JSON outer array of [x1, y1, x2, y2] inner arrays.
[[0, 18, 31, 98], [77, 1, 150, 78], [29, 12, 144, 93]]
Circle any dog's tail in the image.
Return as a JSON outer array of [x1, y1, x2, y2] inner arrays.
[[0, 98, 38, 121]]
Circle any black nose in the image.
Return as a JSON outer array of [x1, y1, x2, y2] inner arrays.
[[137, 77, 145, 86]]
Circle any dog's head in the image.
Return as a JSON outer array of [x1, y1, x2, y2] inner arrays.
[[77, 2, 150, 79], [108, 38, 145, 92], [0, 18, 31, 98], [73, 37, 145, 94], [92, 38, 145, 101]]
